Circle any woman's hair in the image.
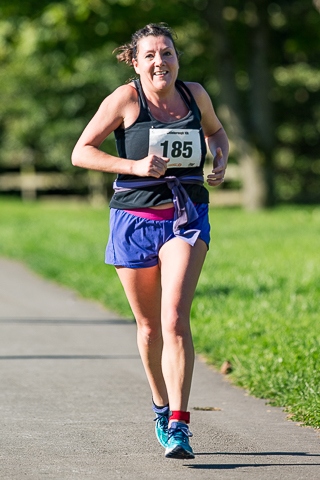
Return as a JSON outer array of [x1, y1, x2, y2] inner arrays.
[[114, 23, 179, 66]]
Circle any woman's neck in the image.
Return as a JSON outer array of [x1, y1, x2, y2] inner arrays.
[[142, 85, 189, 122]]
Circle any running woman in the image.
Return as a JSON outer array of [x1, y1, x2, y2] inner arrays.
[[72, 23, 229, 459]]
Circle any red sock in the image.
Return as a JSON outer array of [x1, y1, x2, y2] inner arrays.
[[169, 410, 190, 424]]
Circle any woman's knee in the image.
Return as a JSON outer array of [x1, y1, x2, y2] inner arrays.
[[137, 320, 162, 346], [161, 311, 191, 339]]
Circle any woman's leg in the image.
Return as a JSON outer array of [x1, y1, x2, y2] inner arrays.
[[116, 265, 168, 407], [158, 238, 207, 420]]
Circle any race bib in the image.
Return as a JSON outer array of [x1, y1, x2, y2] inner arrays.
[[148, 128, 202, 168]]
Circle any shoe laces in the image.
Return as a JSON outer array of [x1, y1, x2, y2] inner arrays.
[[153, 411, 169, 429], [168, 423, 193, 440]]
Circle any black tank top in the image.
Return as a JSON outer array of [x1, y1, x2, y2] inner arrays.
[[109, 79, 209, 209]]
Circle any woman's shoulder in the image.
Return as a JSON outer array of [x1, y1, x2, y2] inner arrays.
[[182, 81, 207, 98], [181, 81, 213, 112], [96, 83, 139, 122], [104, 82, 138, 105], [95, 82, 139, 128]]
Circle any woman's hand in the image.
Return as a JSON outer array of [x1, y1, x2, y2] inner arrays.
[[206, 148, 226, 187], [131, 155, 170, 178]]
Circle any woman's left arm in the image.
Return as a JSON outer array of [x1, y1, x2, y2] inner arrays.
[[188, 82, 229, 187]]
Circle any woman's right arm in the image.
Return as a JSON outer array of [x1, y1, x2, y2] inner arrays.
[[71, 85, 137, 175], [71, 85, 168, 178]]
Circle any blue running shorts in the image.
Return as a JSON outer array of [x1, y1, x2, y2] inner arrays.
[[105, 203, 210, 269]]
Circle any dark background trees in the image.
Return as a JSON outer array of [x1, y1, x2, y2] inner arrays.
[[1, 0, 319, 207]]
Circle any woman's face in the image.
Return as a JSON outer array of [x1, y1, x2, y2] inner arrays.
[[132, 35, 179, 92]]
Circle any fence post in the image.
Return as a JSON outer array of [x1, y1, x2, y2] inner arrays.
[[87, 171, 106, 206], [20, 163, 37, 201]]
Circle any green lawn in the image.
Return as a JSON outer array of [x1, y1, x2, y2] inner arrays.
[[1, 198, 320, 428]]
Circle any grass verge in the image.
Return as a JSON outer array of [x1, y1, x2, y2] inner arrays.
[[1, 197, 320, 428]]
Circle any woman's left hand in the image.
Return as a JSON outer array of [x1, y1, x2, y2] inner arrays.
[[206, 148, 226, 187]]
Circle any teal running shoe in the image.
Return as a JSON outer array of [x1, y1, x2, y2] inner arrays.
[[152, 405, 169, 448], [165, 422, 194, 459]]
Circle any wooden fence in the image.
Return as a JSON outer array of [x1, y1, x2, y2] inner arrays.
[[0, 163, 243, 206]]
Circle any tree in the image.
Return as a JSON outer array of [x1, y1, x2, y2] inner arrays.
[[1, 0, 320, 206], [194, 0, 320, 207]]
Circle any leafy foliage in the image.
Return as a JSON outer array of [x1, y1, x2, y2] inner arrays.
[[0, 1, 320, 203]]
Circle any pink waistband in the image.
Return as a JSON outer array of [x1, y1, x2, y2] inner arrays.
[[124, 206, 175, 221]]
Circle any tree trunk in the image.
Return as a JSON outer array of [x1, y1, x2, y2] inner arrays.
[[249, 0, 276, 206], [203, 0, 269, 209]]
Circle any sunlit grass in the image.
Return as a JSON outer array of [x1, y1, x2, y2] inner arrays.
[[1, 198, 320, 428], [0, 198, 127, 314]]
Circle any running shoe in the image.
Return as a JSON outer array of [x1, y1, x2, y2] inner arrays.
[[165, 421, 195, 459], [152, 405, 169, 448]]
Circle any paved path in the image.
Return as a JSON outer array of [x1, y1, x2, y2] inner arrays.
[[0, 257, 319, 480]]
